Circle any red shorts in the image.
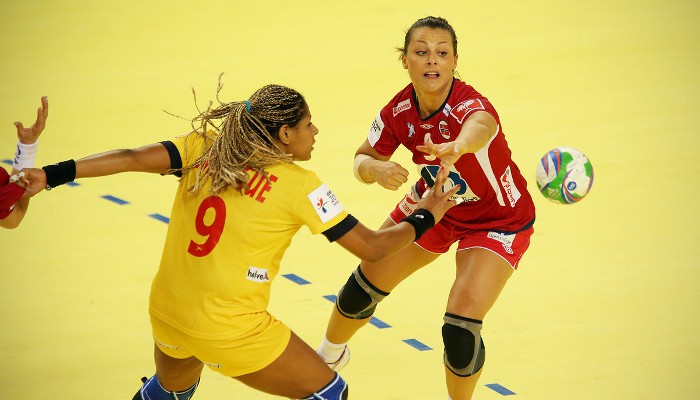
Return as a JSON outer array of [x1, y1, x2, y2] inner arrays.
[[389, 192, 533, 269]]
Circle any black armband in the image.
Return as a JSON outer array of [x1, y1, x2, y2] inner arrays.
[[322, 214, 360, 242], [400, 208, 435, 241], [42, 159, 76, 190]]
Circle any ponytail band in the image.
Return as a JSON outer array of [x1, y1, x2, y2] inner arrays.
[[244, 100, 251, 113]]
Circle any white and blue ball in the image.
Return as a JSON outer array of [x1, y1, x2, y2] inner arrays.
[[535, 147, 594, 204]]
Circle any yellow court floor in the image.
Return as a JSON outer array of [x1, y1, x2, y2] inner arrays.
[[1, 1, 698, 399]]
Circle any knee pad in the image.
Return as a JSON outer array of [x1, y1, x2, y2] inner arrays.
[[304, 373, 349, 400], [336, 267, 389, 319], [442, 313, 486, 377]]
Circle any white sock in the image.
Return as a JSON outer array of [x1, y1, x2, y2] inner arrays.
[[317, 336, 347, 361]]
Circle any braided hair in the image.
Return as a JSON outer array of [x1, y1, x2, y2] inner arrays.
[[178, 81, 307, 194]]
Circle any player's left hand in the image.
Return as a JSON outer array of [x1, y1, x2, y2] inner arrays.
[[15, 96, 49, 145], [416, 140, 467, 168]]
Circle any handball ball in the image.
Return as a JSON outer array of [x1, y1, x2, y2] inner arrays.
[[535, 147, 594, 204]]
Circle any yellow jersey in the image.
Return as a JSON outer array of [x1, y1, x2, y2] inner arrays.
[[149, 132, 352, 340]]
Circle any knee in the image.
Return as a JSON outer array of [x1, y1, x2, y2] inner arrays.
[[336, 267, 389, 319], [154, 350, 203, 390], [442, 313, 486, 377]]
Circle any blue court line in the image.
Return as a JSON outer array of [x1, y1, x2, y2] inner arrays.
[[370, 317, 391, 328], [485, 383, 517, 396], [402, 338, 432, 351], [323, 294, 337, 302], [101, 194, 129, 205], [282, 273, 311, 285], [149, 213, 169, 224], [322, 294, 391, 328]]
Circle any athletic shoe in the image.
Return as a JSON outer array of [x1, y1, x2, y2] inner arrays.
[[132, 377, 147, 400]]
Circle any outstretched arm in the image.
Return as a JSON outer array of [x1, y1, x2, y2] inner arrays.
[[335, 167, 459, 263], [74, 143, 173, 178], [416, 111, 497, 168], [20, 143, 173, 196]]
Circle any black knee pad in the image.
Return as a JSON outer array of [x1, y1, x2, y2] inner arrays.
[[336, 267, 389, 319], [442, 313, 486, 377]]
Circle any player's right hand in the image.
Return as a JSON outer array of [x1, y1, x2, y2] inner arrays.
[[370, 160, 409, 191], [16, 168, 47, 196], [415, 166, 460, 223]]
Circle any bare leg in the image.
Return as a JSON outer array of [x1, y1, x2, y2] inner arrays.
[[235, 331, 337, 398], [444, 248, 514, 400], [326, 217, 440, 344], [153, 345, 204, 392]]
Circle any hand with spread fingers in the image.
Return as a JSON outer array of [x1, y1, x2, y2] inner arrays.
[[416, 140, 467, 169], [15, 96, 48, 146], [415, 165, 461, 221]]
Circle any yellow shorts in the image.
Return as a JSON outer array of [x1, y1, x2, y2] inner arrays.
[[150, 311, 291, 377]]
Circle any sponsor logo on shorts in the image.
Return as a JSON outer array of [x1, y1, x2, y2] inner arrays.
[[247, 266, 270, 283], [487, 231, 515, 247], [307, 184, 344, 223], [450, 98, 485, 123], [502, 244, 514, 254], [500, 166, 522, 207], [393, 99, 411, 117]]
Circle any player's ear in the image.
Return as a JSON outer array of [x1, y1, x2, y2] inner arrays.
[[401, 54, 408, 70], [278, 125, 291, 145]]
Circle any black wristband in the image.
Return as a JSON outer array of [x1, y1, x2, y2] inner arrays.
[[42, 159, 76, 190], [400, 208, 436, 241]]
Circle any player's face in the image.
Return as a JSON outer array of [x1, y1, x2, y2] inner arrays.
[[402, 27, 458, 97], [283, 108, 318, 161]]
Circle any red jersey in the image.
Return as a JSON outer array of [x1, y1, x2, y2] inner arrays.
[[0, 168, 24, 219], [368, 79, 535, 232]]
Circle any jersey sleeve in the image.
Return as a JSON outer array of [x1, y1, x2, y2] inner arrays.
[[294, 172, 351, 235], [163, 132, 211, 176], [367, 108, 401, 157], [449, 96, 498, 126]]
